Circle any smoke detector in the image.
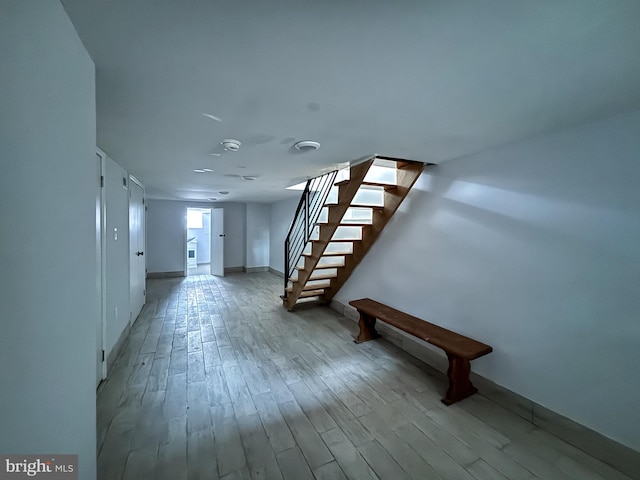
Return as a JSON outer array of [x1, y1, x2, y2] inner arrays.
[[294, 140, 320, 152], [221, 139, 242, 151]]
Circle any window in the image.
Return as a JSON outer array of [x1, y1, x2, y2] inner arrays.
[[187, 209, 203, 229]]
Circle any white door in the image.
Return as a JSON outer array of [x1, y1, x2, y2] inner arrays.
[[211, 208, 225, 276], [129, 177, 146, 323], [96, 152, 105, 386]]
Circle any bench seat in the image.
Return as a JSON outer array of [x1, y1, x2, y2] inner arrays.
[[349, 298, 493, 405]]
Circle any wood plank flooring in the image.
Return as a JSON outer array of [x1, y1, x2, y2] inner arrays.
[[97, 272, 633, 480]]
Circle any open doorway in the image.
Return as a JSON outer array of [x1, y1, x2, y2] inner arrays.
[[186, 207, 212, 275], [185, 207, 225, 276]]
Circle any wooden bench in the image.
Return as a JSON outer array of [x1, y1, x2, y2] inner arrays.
[[349, 298, 493, 405]]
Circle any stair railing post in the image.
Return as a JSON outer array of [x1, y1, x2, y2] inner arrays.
[[284, 237, 289, 295], [304, 186, 310, 242]]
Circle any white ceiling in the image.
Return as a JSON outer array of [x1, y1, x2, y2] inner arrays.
[[60, 0, 640, 203]]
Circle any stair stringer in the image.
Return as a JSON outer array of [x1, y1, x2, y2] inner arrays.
[[321, 161, 427, 301], [285, 158, 374, 311]]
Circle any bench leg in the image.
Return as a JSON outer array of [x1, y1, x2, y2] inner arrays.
[[354, 312, 381, 344], [442, 354, 477, 405]]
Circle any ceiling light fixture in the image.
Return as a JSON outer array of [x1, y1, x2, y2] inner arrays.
[[242, 175, 257, 181], [221, 139, 242, 151], [294, 140, 320, 152], [194, 168, 213, 173], [218, 191, 229, 195]]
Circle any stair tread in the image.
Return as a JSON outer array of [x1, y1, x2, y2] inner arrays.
[[287, 282, 330, 293], [296, 262, 344, 271], [316, 221, 372, 226], [335, 179, 397, 190], [287, 280, 331, 292], [290, 272, 337, 283], [287, 283, 331, 293], [374, 156, 429, 167], [287, 273, 338, 284], [303, 251, 351, 256], [339, 203, 384, 208], [298, 290, 325, 298], [361, 181, 398, 189], [308, 272, 338, 280], [325, 203, 384, 210], [317, 238, 361, 243]]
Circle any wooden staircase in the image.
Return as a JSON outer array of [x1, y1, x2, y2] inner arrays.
[[283, 156, 430, 311]]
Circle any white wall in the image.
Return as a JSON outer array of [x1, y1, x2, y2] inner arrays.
[[246, 203, 270, 268], [269, 198, 299, 274], [103, 154, 131, 356], [147, 200, 187, 273], [147, 200, 246, 273], [0, 2, 97, 478], [223, 202, 246, 269], [334, 110, 640, 451]]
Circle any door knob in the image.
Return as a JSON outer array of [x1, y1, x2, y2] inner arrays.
[[136, 251, 144, 256]]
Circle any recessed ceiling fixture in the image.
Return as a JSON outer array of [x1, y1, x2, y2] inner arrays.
[[218, 191, 229, 195], [242, 175, 258, 181], [208, 197, 217, 201], [221, 139, 242, 151], [294, 140, 320, 152], [193, 168, 213, 173]]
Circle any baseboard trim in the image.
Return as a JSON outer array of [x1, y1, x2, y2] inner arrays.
[[330, 299, 640, 479], [106, 323, 130, 375], [528, 402, 640, 479], [147, 271, 184, 279], [149, 267, 275, 276], [245, 266, 269, 273], [269, 267, 284, 278], [224, 266, 245, 274]]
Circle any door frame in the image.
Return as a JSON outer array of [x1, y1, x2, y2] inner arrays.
[[184, 206, 222, 276], [128, 175, 145, 326], [96, 150, 107, 384]]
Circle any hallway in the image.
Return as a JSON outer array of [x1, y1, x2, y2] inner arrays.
[[96, 272, 631, 480]]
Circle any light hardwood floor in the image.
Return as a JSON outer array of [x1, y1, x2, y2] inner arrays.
[[97, 272, 633, 480], [188, 263, 211, 276]]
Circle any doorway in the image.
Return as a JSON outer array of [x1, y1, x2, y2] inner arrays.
[[96, 151, 106, 386], [187, 208, 211, 275], [185, 207, 224, 276]]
